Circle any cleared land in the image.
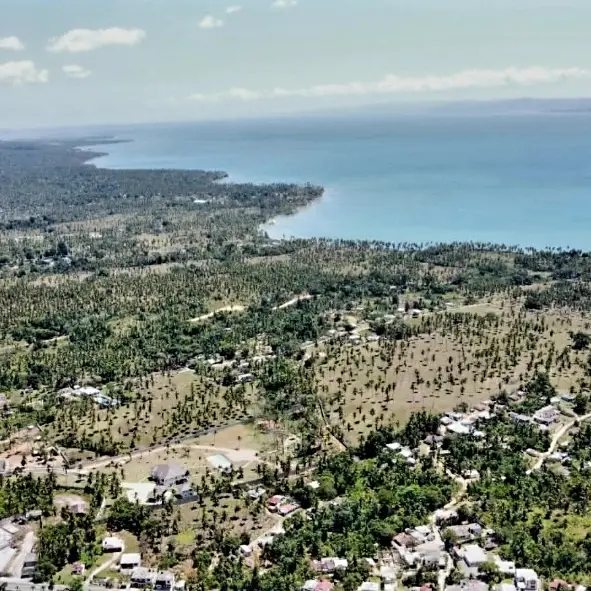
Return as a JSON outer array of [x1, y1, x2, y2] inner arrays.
[[316, 298, 591, 445]]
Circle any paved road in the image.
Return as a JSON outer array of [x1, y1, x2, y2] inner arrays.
[[0, 579, 112, 591], [0, 578, 67, 591], [7, 531, 37, 578]]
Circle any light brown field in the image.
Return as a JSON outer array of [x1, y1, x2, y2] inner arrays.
[[315, 298, 591, 445], [69, 370, 254, 451]]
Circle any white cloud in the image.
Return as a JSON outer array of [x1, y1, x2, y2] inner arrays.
[[225, 6, 242, 14], [198, 15, 225, 29], [189, 87, 262, 102], [47, 27, 146, 53], [0, 61, 48, 85], [188, 66, 590, 103], [0, 36, 25, 51], [62, 64, 92, 79], [271, 0, 298, 8]]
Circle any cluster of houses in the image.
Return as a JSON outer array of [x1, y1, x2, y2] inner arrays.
[[267, 494, 300, 516], [384, 442, 418, 466], [117, 552, 177, 590], [58, 385, 119, 408]]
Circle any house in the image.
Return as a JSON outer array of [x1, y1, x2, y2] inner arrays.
[[151, 463, 188, 487], [312, 557, 348, 573], [447, 583, 488, 591], [70, 501, 88, 515], [154, 571, 175, 591], [444, 523, 482, 544], [120, 552, 142, 572], [495, 585, 517, 591], [304, 580, 334, 591], [422, 549, 445, 569], [550, 581, 572, 591], [174, 481, 197, 500], [239, 545, 253, 557], [515, 568, 540, 591], [398, 447, 414, 460], [380, 566, 397, 583], [358, 583, 380, 591], [509, 412, 531, 424], [102, 536, 124, 552], [385, 442, 402, 452], [278, 503, 299, 516], [237, 373, 254, 383], [21, 552, 38, 578], [248, 486, 266, 499], [462, 545, 487, 568], [447, 422, 471, 436], [207, 454, 233, 473], [308, 481, 321, 490], [393, 532, 419, 549], [72, 562, 86, 575], [267, 495, 285, 510], [493, 556, 515, 576], [424, 435, 444, 446], [434, 509, 458, 524], [533, 406, 559, 426], [130, 566, 155, 588]]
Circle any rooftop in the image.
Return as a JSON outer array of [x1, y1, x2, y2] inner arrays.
[[151, 463, 187, 483]]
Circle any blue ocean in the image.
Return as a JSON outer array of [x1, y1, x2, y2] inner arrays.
[[89, 111, 591, 249]]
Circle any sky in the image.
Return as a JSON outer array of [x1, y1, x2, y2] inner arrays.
[[1, 0, 591, 128]]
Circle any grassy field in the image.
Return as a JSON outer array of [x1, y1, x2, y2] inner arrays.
[[59, 370, 255, 456], [315, 297, 591, 445]]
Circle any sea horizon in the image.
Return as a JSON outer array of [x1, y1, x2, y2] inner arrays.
[[80, 109, 591, 250]]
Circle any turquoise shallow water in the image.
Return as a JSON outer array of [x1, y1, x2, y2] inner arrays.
[[89, 112, 591, 249]]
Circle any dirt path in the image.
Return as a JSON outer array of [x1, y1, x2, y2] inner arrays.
[[272, 294, 312, 311], [533, 412, 591, 470], [83, 542, 125, 591], [80, 442, 266, 473], [189, 305, 245, 323]]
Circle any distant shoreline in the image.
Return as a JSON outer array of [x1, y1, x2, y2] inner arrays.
[[78, 135, 326, 237]]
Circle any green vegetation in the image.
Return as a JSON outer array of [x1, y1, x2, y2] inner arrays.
[[5, 138, 591, 589]]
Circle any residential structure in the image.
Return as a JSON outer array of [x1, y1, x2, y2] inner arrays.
[[461, 544, 488, 569], [154, 571, 175, 591], [21, 552, 38, 578], [151, 463, 188, 487], [533, 406, 560, 425], [130, 566, 155, 588], [102, 536, 124, 552], [515, 568, 540, 591], [120, 552, 142, 572], [444, 523, 482, 544], [312, 557, 348, 573]]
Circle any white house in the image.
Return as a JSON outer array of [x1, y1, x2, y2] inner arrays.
[[120, 553, 142, 572], [102, 536, 124, 552], [462, 545, 487, 568], [515, 568, 540, 591]]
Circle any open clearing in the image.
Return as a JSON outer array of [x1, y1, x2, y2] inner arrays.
[[315, 299, 591, 445], [58, 369, 254, 457]]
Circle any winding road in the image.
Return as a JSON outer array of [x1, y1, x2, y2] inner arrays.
[[533, 412, 591, 470]]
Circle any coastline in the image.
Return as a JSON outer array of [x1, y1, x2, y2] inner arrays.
[[261, 187, 332, 240], [76, 136, 328, 239]]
